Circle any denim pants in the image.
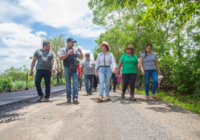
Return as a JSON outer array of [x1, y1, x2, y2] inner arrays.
[[144, 70, 158, 96], [35, 70, 51, 99], [84, 75, 94, 94], [64, 67, 78, 99], [98, 67, 112, 97]]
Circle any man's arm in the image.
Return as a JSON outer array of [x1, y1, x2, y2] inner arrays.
[[52, 58, 56, 73], [59, 49, 74, 60], [77, 48, 83, 59], [30, 57, 37, 76]]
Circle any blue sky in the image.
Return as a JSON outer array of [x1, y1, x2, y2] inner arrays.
[[0, 0, 105, 71]]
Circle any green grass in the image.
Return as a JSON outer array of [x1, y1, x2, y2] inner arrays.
[[135, 89, 200, 114]]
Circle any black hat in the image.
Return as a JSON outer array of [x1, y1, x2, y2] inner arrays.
[[67, 38, 77, 43], [43, 41, 50, 46], [85, 53, 90, 56]]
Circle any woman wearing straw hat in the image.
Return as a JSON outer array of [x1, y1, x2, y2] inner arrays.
[[95, 41, 117, 102], [117, 45, 138, 101]]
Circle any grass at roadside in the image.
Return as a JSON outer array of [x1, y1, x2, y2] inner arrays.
[[135, 89, 200, 114]]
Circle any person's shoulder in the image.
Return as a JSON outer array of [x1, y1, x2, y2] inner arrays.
[[121, 54, 126, 57], [60, 47, 66, 52], [140, 53, 145, 57], [98, 52, 103, 56], [34, 49, 41, 53]]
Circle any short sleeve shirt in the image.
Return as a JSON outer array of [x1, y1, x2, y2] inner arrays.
[[33, 49, 55, 70], [59, 47, 80, 68], [120, 54, 138, 74], [140, 53, 156, 70], [81, 60, 95, 75]]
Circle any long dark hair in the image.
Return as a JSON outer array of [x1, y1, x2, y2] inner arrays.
[[145, 44, 153, 58], [104, 45, 109, 52]]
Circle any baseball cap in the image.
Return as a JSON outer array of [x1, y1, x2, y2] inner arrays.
[[67, 38, 77, 43], [43, 41, 50, 46], [85, 53, 90, 56]]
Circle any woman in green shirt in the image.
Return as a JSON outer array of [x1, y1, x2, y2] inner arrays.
[[117, 45, 139, 101]]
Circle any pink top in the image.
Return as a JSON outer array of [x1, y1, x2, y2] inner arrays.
[[117, 73, 122, 82]]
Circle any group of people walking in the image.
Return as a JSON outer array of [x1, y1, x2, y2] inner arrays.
[[30, 38, 161, 104]]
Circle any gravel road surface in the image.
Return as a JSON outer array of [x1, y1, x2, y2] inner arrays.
[[0, 90, 200, 140]]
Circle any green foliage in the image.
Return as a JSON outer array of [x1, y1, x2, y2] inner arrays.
[[0, 76, 12, 92], [136, 89, 200, 114], [89, 0, 200, 98], [12, 81, 26, 90]]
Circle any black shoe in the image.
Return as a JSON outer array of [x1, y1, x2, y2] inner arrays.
[[73, 98, 79, 104], [67, 99, 71, 103]]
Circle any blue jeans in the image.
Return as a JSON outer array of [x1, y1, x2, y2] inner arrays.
[[64, 67, 78, 99], [84, 75, 94, 94], [144, 70, 158, 96], [98, 67, 112, 97]]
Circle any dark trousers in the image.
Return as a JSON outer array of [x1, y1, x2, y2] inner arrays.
[[35, 70, 51, 99], [84, 75, 94, 94], [122, 73, 137, 95], [78, 76, 82, 89], [110, 73, 118, 91], [93, 75, 98, 89]]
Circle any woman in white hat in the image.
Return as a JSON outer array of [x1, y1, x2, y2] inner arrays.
[[95, 41, 117, 102]]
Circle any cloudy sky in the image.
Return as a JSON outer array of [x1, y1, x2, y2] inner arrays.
[[0, 0, 105, 71]]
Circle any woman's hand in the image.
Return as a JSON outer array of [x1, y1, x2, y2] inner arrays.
[[142, 70, 145, 76], [158, 71, 162, 75], [116, 69, 120, 75], [95, 70, 98, 77]]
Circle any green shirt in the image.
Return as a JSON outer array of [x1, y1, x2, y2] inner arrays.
[[120, 54, 138, 74], [33, 49, 55, 70]]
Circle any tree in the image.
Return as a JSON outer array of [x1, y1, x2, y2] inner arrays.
[[49, 35, 66, 84]]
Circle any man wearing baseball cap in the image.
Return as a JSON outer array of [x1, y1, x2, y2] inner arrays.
[[59, 38, 83, 104], [81, 53, 95, 95]]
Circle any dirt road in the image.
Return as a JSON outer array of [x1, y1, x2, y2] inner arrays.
[[0, 90, 200, 140]]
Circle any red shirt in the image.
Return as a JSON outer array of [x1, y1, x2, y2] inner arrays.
[[77, 65, 81, 76]]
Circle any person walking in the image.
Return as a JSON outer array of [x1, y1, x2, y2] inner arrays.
[[59, 38, 83, 104], [93, 75, 98, 92], [95, 41, 117, 102], [110, 73, 118, 92], [117, 45, 138, 101], [81, 53, 95, 95], [30, 41, 56, 102], [140, 44, 161, 100], [77, 61, 82, 91]]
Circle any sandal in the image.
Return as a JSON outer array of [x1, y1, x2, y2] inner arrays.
[[130, 97, 137, 101], [151, 95, 159, 100], [130, 94, 136, 101], [146, 96, 150, 100], [97, 96, 103, 102]]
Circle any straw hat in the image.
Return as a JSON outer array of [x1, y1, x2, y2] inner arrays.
[[124, 45, 135, 53], [99, 41, 111, 51]]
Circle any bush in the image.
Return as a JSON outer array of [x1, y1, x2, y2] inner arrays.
[[0, 77, 12, 92], [159, 50, 200, 96], [12, 81, 26, 90]]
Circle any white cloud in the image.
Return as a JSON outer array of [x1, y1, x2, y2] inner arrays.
[[0, 23, 46, 71], [18, 0, 105, 38], [0, 0, 103, 71]]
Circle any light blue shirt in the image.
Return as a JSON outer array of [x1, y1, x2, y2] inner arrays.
[[95, 52, 117, 70]]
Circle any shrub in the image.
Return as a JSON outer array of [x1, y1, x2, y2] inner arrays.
[[0, 77, 12, 92]]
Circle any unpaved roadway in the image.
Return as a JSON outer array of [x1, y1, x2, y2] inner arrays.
[[0, 90, 200, 140]]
